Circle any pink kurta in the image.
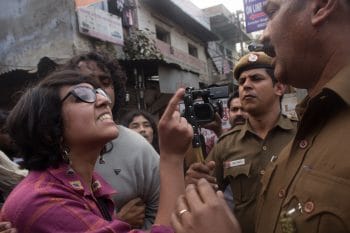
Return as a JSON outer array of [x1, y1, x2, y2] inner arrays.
[[1, 163, 172, 233]]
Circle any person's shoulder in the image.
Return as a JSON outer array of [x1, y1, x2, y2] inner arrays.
[[281, 113, 299, 123], [3, 172, 57, 210], [115, 125, 138, 138], [206, 126, 243, 160], [217, 125, 244, 143], [2, 176, 40, 227], [281, 113, 299, 127], [113, 125, 151, 145], [116, 125, 146, 140], [110, 125, 159, 159]]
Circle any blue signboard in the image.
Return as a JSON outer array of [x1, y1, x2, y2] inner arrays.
[[243, 0, 268, 33]]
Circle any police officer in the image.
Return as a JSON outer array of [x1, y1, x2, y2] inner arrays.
[[253, 0, 350, 232], [174, 2, 350, 233], [185, 52, 297, 233], [227, 91, 248, 129]]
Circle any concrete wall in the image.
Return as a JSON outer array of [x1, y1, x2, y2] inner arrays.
[[0, 0, 96, 73], [136, 1, 207, 63]]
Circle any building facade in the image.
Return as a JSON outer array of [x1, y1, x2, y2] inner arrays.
[[0, 0, 253, 117]]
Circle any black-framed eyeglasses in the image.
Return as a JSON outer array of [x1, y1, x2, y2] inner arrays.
[[61, 86, 109, 103]]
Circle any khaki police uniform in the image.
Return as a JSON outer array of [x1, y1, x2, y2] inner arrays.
[[206, 114, 297, 233], [255, 64, 350, 233]]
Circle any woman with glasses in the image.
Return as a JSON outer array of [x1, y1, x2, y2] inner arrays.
[[0, 70, 193, 233]]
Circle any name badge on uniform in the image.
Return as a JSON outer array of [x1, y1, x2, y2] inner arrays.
[[224, 159, 245, 168]]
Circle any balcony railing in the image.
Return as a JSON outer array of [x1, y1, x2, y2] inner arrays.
[[155, 39, 207, 76]]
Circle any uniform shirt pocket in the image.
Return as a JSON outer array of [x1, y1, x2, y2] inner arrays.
[[223, 162, 255, 204], [224, 162, 251, 178], [283, 168, 350, 233]]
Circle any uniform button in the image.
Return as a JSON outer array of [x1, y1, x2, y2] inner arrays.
[[278, 189, 286, 198], [299, 139, 308, 149], [304, 201, 315, 213], [260, 170, 265, 175], [262, 145, 267, 151]]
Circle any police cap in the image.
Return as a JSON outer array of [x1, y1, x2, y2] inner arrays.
[[234, 52, 273, 80]]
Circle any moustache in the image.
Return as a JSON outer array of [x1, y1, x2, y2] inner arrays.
[[233, 116, 247, 125]]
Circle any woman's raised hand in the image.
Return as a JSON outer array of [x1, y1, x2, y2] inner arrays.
[[158, 88, 193, 158]]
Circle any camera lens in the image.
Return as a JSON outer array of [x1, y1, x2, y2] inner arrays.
[[193, 103, 215, 124]]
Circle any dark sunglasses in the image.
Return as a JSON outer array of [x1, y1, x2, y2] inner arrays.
[[61, 86, 109, 103]]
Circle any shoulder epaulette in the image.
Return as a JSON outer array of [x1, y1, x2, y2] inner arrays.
[[217, 125, 243, 143], [283, 113, 299, 122]]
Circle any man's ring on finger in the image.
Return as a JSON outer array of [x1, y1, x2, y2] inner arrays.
[[178, 209, 189, 216]]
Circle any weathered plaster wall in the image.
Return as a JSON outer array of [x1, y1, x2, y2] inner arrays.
[[136, 2, 207, 62], [0, 0, 88, 73]]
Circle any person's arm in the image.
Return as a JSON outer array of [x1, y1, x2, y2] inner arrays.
[[202, 113, 224, 137], [140, 147, 160, 229], [0, 151, 27, 198], [116, 197, 146, 228], [184, 161, 217, 188], [171, 179, 241, 233], [0, 221, 17, 233], [155, 88, 193, 226]]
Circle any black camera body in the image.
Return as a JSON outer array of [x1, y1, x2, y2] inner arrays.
[[183, 86, 227, 125]]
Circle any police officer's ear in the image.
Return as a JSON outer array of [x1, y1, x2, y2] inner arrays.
[[273, 82, 286, 98], [310, 0, 337, 26]]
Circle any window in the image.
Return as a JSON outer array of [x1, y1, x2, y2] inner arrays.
[[188, 43, 198, 58], [108, 0, 124, 16], [156, 26, 170, 44]]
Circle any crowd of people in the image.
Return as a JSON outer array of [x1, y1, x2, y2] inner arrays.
[[0, 0, 350, 232]]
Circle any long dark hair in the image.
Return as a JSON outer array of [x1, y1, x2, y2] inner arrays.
[[6, 70, 99, 170]]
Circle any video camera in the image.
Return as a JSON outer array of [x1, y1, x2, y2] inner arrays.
[[182, 86, 228, 162], [183, 86, 228, 126]]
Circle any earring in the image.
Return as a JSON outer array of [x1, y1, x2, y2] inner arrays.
[[99, 154, 105, 164], [62, 146, 74, 175], [62, 148, 71, 164]]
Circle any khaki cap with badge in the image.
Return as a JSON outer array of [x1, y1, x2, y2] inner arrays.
[[234, 52, 274, 80]]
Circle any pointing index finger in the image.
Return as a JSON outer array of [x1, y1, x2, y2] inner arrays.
[[162, 88, 185, 120]]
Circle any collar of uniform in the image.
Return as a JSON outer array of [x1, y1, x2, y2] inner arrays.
[[295, 64, 350, 118], [276, 114, 296, 130], [295, 95, 310, 120], [237, 113, 294, 140], [323, 64, 350, 106], [47, 163, 116, 198]]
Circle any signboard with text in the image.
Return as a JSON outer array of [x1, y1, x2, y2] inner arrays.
[[243, 0, 268, 33], [77, 7, 124, 45]]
